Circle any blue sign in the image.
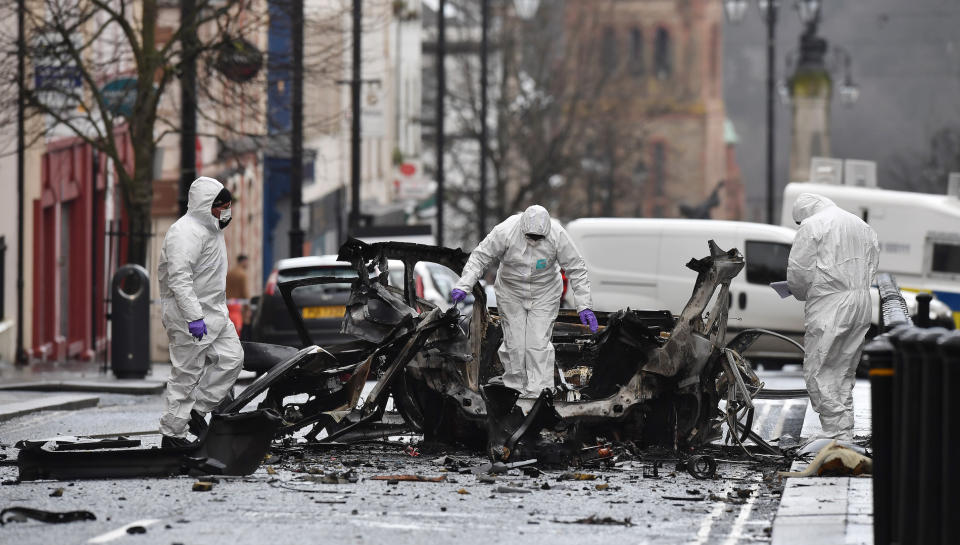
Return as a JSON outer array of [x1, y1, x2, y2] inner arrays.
[[100, 78, 139, 118]]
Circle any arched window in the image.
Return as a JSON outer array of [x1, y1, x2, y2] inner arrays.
[[629, 28, 644, 76], [601, 27, 617, 75], [654, 27, 672, 79]]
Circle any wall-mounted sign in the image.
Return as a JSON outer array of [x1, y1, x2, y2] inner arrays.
[[100, 78, 138, 118]]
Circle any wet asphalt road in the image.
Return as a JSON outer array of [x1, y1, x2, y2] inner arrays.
[[0, 371, 808, 545]]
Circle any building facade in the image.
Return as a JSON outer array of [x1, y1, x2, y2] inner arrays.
[[559, 0, 739, 220]]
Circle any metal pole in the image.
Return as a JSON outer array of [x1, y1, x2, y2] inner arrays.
[[15, 0, 26, 365], [765, 3, 777, 224], [436, 0, 446, 247], [478, 0, 489, 240], [348, 0, 362, 234], [289, 0, 304, 257], [91, 151, 99, 364], [179, 0, 197, 217]]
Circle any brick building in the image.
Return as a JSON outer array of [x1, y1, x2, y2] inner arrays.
[[560, 0, 743, 220]]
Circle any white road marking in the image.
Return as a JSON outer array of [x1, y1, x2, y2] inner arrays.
[[721, 483, 761, 545], [689, 483, 734, 545], [87, 519, 160, 543], [754, 401, 774, 439], [771, 400, 804, 440]]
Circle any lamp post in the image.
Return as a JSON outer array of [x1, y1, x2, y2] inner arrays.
[[723, 0, 822, 224], [783, 8, 858, 181]]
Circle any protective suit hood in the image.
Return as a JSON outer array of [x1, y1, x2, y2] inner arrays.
[[187, 177, 225, 226], [792, 193, 835, 224], [520, 205, 551, 237]]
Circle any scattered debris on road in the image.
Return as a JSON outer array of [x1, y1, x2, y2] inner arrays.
[[370, 474, 446, 482], [0, 507, 96, 525], [556, 515, 634, 526]]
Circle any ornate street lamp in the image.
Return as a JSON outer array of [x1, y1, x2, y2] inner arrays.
[[794, 0, 821, 24], [723, 0, 781, 224], [722, 0, 749, 23], [513, 0, 540, 19], [782, 10, 859, 181], [833, 47, 860, 106], [723, 0, 828, 224]]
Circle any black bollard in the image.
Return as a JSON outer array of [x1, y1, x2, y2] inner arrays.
[[915, 293, 932, 328], [915, 327, 949, 545], [940, 330, 960, 544], [894, 326, 924, 545], [864, 334, 896, 545], [886, 324, 913, 543]]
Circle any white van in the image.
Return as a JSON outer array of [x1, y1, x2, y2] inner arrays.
[[781, 182, 960, 329], [565, 218, 806, 361]]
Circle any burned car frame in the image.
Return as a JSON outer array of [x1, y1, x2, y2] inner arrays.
[[15, 238, 797, 480], [254, 238, 795, 461]]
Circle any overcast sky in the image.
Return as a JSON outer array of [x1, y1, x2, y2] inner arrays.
[[723, 0, 960, 222]]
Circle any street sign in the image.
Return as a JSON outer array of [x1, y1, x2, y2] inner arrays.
[[32, 32, 82, 112], [393, 160, 432, 201], [100, 78, 138, 118]]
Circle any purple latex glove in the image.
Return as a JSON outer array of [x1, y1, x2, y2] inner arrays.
[[578, 309, 599, 333], [450, 288, 467, 303], [187, 319, 207, 340]]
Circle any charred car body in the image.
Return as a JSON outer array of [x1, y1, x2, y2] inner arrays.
[[254, 238, 786, 461], [16, 238, 790, 480]]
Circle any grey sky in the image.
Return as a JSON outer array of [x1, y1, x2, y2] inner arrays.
[[723, 0, 960, 222]]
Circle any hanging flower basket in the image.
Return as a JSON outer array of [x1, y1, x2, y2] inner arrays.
[[214, 36, 263, 83]]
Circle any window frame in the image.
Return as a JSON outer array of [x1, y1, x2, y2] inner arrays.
[[925, 233, 960, 281], [744, 240, 792, 286]]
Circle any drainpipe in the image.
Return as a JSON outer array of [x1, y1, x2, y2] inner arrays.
[[15, 0, 26, 366]]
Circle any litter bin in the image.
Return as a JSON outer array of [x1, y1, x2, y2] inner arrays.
[[111, 264, 151, 379]]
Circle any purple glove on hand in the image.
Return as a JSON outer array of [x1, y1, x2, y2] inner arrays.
[[187, 319, 207, 340], [450, 288, 467, 304], [578, 309, 599, 333]]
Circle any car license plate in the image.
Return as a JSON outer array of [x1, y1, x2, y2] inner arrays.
[[301, 305, 346, 319]]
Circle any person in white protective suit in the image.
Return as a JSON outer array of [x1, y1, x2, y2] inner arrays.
[[157, 176, 243, 448], [787, 193, 879, 441], [450, 205, 597, 398]]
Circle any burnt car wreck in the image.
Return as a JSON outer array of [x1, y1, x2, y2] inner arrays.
[[17, 238, 796, 480], [250, 238, 789, 460]]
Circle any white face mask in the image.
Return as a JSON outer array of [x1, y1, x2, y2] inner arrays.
[[219, 208, 232, 222]]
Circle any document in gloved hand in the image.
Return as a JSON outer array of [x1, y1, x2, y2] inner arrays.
[[770, 281, 792, 299]]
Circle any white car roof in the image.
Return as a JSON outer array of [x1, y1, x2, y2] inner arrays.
[[276, 254, 350, 272], [566, 218, 796, 243]]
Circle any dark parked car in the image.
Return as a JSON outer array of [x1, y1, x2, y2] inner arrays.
[[250, 255, 360, 347]]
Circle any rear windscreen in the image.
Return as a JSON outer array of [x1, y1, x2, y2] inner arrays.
[[280, 266, 358, 296]]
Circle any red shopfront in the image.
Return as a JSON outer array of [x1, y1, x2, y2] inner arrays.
[[32, 134, 132, 361]]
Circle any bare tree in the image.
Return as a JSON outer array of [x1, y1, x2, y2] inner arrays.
[[0, 0, 359, 265], [438, 0, 646, 245], [886, 126, 960, 194]]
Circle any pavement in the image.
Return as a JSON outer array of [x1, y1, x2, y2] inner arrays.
[[0, 359, 876, 544], [770, 378, 874, 545], [0, 359, 168, 422]]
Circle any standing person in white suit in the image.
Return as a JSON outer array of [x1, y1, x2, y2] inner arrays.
[[450, 205, 597, 398], [787, 193, 879, 441], [157, 176, 244, 448]]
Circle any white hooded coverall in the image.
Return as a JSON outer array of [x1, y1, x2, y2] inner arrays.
[[454, 205, 592, 397], [787, 193, 879, 441], [158, 177, 244, 438]]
